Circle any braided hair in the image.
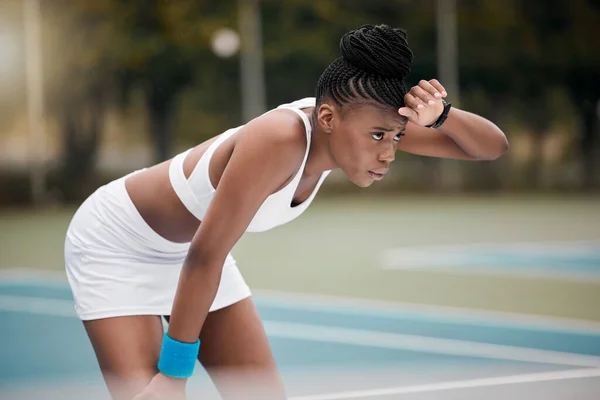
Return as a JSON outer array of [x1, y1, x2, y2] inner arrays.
[[315, 24, 414, 112]]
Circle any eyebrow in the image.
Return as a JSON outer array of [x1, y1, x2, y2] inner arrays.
[[371, 126, 395, 131], [371, 126, 407, 133]]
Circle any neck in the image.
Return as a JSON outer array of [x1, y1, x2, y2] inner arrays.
[[303, 109, 338, 176]]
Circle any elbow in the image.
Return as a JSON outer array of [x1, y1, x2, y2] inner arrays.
[[500, 135, 510, 156], [184, 248, 225, 273], [490, 135, 509, 160], [477, 132, 509, 161]]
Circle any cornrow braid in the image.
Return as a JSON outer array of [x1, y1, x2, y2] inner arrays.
[[316, 24, 414, 110]]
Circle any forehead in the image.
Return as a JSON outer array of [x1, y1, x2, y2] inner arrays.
[[341, 102, 406, 130]]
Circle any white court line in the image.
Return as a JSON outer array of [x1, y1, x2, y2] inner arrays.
[[379, 262, 600, 284], [255, 289, 600, 334], [0, 295, 76, 317], [0, 268, 69, 285], [264, 321, 600, 368], [382, 240, 600, 253], [3, 267, 600, 334], [3, 295, 600, 368], [379, 240, 600, 283], [289, 368, 600, 400]]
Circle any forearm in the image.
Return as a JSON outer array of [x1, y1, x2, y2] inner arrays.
[[167, 257, 224, 343], [437, 107, 508, 160]]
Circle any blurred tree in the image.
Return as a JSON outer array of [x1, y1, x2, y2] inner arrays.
[[43, 0, 123, 200], [43, 0, 238, 195], [456, 1, 532, 190], [519, 0, 575, 188], [261, 0, 436, 107], [36, 0, 599, 202], [555, 0, 600, 189], [115, 0, 195, 163], [513, 0, 599, 189], [458, 0, 600, 189], [0, 0, 27, 137], [115, 0, 244, 162]]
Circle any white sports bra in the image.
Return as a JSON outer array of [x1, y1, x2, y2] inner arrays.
[[168, 97, 331, 233]]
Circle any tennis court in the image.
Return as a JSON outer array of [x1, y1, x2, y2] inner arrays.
[[1, 272, 600, 399], [1, 196, 599, 398]]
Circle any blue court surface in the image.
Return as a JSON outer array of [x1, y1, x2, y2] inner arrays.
[[1, 271, 600, 399]]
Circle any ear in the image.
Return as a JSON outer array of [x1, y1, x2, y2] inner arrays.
[[317, 103, 335, 134]]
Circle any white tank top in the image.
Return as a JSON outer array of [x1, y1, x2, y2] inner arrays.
[[168, 97, 331, 233]]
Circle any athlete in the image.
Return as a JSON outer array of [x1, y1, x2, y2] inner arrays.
[[64, 24, 508, 399]]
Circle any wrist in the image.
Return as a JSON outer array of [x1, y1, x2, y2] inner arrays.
[[157, 332, 200, 379], [426, 99, 452, 129], [158, 371, 188, 384]]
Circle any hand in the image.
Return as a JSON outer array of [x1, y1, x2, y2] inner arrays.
[[398, 79, 448, 126], [132, 372, 186, 400]]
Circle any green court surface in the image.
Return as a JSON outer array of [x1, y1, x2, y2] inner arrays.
[[1, 194, 599, 321]]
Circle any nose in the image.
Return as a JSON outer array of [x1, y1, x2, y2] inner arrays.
[[378, 143, 395, 163]]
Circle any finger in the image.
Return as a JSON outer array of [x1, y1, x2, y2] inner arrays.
[[428, 79, 447, 97], [404, 93, 425, 111], [411, 86, 437, 106], [398, 107, 419, 123], [419, 79, 443, 100]]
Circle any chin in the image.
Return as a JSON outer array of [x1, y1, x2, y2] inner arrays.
[[341, 167, 374, 188], [356, 180, 374, 188], [350, 175, 374, 188]]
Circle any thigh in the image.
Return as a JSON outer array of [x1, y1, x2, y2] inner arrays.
[[198, 297, 286, 399], [83, 315, 164, 400]]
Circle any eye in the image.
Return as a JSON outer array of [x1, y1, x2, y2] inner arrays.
[[393, 131, 406, 142], [371, 132, 385, 141]]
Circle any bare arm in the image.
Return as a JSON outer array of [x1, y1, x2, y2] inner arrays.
[[167, 111, 306, 343], [398, 107, 509, 160], [397, 79, 509, 161]]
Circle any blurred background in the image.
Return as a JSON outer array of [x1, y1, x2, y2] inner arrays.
[[1, 1, 599, 398], [0, 0, 599, 203]]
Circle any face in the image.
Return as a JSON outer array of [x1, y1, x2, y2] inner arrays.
[[318, 100, 407, 187]]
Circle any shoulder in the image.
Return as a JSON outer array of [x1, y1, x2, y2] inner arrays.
[[234, 108, 309, 169]]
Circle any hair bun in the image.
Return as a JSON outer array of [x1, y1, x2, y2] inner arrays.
[[339, 24, 414, 79]]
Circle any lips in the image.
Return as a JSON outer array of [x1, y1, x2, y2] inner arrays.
[[368, 170, 387, 181]]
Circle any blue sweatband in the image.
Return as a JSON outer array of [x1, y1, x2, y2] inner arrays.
[[157, 333, 200, 378]]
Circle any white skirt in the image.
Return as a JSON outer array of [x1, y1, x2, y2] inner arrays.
[[64, 173, 251, 321]]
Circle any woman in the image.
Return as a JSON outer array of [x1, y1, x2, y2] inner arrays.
[[65, 24, 508, 399]]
